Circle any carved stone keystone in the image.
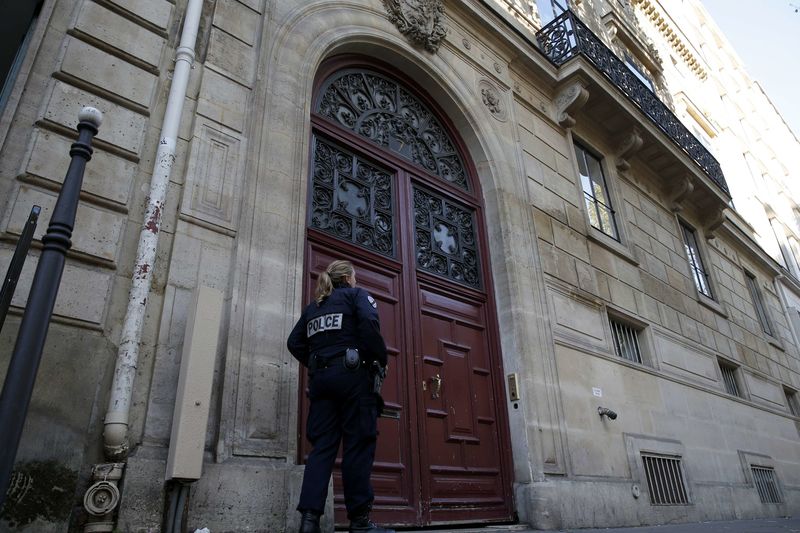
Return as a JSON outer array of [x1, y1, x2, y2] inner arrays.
[[383, 0, 448, 53]]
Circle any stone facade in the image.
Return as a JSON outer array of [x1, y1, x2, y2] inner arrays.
[[0, 0, 797, 531]]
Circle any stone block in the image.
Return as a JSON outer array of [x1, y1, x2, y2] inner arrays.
[[196, 68, 250, 132], [523, 150, 544, 184], [575, 260, 599, 296], [533, 114, 570, 157], [214, 0, 260, 46], [746, 372, 784, 408], [588, 241, 617, 277], [552, 219, 589, 263], [61, 36, 157, 108], [238, 0, 264, 13], [7, 186, 125, 263], [533, 207, 554, 243], [24, 129, 136, 206], [527, 178, 566, 223], [616, 260, 643, 291], [608, 277, 636, 312], [634, 291, 660, 324], [74, 1, 166, 68], [1, 249, 112, 324], [655, 331, 718, 385], [43, 81, 147, 155], [553, 247, 580, 287], [206, 28, 255, 86], [112, 0, 173, 29], [544, 165, 579, 208], [645, 253, 668, 282]]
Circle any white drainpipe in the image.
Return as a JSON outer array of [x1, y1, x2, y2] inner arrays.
[[103, 0, 203, 459]]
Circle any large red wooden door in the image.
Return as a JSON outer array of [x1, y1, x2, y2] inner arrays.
[[299, 58, 513, 527]]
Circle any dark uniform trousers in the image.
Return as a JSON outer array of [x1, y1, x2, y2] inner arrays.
[[298, 360, 378, 518]]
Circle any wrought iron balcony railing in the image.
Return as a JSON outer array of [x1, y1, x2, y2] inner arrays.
[[536, 10, 730, 197]]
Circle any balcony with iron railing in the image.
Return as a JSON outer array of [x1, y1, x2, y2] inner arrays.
[[535, 10, 730, 200]]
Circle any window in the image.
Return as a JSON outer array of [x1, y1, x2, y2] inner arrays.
[[641, 453, 690, 505], [751, 466, 782, 504], [609, 317, 644, 364], [574, 143, 619, 240], [624, 54, 655, 92], [536, 0, 567, 25], [744, 272, 773, 336], [785, 387, 800, 417], [718, 359, 743, 398], [680, 222, 713, 298]]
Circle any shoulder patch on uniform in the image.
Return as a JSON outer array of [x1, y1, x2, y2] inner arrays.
[[367, 295, 377, 308]]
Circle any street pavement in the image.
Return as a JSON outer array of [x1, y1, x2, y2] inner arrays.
[[396, 516, 800, 532]]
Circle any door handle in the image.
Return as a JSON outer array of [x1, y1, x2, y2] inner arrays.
[[430, 373, 442, 399]]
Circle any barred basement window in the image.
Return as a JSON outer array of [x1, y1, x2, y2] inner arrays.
[[719, 359, 742, 398], [751, 466, 782, 504], [609, 317, 643, 364], [641, 453, 689, 505]]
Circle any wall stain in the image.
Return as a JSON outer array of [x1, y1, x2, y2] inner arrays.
[[1, 461, 78, 528]]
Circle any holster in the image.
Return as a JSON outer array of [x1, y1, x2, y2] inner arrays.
[[370, 360, 387, 415]]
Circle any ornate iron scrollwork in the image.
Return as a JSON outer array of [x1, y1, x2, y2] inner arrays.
[[310, 136, 395, 257], [536, 11, 730, 197], [316, 69, 469, 191], [413, 186, 480, 288]]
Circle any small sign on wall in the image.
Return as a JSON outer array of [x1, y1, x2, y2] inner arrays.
[[592, 387, 603, 397]]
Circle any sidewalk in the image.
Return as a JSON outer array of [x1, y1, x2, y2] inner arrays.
[[555, 516, 800, 532], [396, 516, 800, 532]]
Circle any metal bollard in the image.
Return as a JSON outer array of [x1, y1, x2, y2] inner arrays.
[[0, 107, 102, 510]]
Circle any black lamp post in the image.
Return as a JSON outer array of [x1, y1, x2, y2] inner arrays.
[[0, 107, 102, 510]]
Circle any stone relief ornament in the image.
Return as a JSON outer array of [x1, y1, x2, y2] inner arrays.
[[382, 0, 448, 53], [478, 79, 507, 121]]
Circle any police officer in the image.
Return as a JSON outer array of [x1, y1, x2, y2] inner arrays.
[[287, 260, 395, 533]]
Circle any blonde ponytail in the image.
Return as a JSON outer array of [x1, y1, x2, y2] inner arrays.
[[314, 260, 354, 304]]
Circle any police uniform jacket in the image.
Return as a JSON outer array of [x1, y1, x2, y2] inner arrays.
[[287, 285, 387, 368]]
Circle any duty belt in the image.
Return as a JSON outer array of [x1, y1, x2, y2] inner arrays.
[[313, 354, 345, 369]]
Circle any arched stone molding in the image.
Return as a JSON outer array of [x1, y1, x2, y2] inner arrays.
[[218, 2, 563, 514]]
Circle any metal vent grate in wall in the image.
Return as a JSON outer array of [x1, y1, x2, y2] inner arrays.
[[641, 453, 689, 505], [609, 318, 642, 364], [751, 466, 782, 504]]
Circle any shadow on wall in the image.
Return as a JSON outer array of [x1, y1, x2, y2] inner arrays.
[[0, 460, 77, 530]]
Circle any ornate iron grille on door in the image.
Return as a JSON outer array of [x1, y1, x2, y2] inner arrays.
[[316, 68, 469, 191], [413, 185, 481, 288], [310, 135, 395, 257]]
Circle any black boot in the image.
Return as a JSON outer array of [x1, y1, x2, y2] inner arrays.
[[298, 510, 321, 533], [348, 512, 395, 533]]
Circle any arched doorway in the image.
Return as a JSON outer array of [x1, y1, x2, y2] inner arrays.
[[299, 56, 514, 527]]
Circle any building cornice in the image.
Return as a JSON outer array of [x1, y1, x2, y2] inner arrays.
[[632, 0, 707, 81]]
